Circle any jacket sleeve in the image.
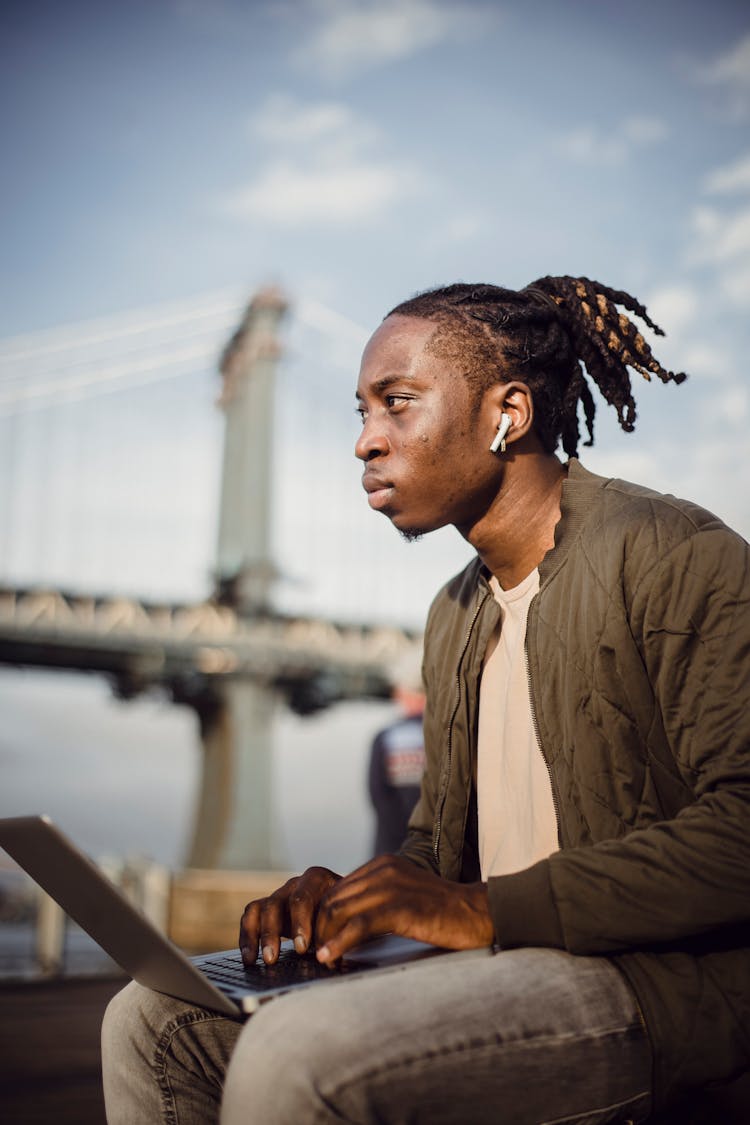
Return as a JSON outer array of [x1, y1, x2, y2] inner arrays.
[[491, 524, 750, 954]]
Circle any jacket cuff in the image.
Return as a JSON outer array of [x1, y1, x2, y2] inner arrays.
[[488, 859, 565, 949]]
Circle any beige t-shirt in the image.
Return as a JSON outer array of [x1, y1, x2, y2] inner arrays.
[[477, 569, 559, 880]]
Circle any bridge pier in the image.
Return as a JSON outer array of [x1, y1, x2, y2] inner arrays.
[[186, 680, 277, 870], [183, 288, 288, 871]]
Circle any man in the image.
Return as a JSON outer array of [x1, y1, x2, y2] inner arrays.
[[368, 648, 426, 856], [103, 277, 750, 1124]]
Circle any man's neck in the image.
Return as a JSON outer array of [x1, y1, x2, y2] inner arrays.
[[464, 453, 567, 590]]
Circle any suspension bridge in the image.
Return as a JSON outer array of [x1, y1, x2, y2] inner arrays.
[[0, 285, 453, 871]]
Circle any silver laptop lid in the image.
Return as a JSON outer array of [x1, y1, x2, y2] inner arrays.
[[0, 815, 237, 1016]]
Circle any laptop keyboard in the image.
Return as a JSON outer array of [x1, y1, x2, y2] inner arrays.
[[197, 948, 363, 996]]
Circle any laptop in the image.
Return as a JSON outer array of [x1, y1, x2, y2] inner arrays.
[[0, 815, 488, 1018]]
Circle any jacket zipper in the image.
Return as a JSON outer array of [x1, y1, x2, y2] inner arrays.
[[433, 590, 490, 868]]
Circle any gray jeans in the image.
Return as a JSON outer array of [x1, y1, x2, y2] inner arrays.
[[101, 947, 652, 1124]]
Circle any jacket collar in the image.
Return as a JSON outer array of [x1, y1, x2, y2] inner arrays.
[[471, 458, 611, 593], [538, 459, 610, 585]]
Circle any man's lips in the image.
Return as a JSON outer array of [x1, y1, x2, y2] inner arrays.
[[362, 475, 395, 510]]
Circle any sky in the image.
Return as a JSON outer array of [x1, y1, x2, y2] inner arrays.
[[1, 0, 749, 629]]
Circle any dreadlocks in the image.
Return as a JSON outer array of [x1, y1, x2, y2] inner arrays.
[[386, 277, 687, 459]]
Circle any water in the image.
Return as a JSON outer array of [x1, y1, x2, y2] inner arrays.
[[0, 666, 395, 975], [0, 667, 392, 868], [0, 921, 119, 979]]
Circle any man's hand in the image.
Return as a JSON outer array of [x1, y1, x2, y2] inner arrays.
[[239, 866, 341, 966], [313, 854, 494, 964]]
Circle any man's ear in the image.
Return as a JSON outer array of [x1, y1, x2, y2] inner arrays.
[[489, 382, 534, 446]]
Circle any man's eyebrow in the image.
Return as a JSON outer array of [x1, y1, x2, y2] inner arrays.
[[355, 372, 415, 400]]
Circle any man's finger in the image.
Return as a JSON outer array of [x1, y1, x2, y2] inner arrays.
[[316, 913, 374, 966], [258, 893, 288, 964], [288, 867, 343, 953], [239, 900, 262, 965], [314, 877, 390, 951], [287, 881, 319, 954], [237, 867, 342, 967]]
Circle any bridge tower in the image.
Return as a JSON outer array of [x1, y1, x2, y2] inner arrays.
[[186, 288, 287, 870], [214, 287, 286, 613]]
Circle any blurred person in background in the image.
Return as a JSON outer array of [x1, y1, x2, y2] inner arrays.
[[103, 276, 750, 1125], [368, 648, 426, 856]]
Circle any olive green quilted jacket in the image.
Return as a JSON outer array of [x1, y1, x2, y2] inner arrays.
[[400, 460, 750, 1108]]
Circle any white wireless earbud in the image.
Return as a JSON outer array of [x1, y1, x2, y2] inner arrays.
[[489, 413, 512, 455]]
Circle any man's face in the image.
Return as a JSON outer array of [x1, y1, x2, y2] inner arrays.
[[355, 315, 501, 539]]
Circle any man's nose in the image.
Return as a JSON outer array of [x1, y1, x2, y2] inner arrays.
[[355, 416, 389, 461]]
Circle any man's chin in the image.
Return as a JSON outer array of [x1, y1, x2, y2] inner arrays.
[[390, 514, 444, 542], [397, 527, 424, 543]]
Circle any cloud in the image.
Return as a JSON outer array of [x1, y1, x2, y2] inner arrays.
[[720, 264, 750, 307], [714, 381, 749, 424], [696, 33, 750, 117], [620, 116, 669, 145], [685, 202, 750, 309], [641, 285, 734, 383], [689, 203, 750, 266], [293, 0, 491, 79], [699, 33, 750, 88], [681, 148, 750, 310], [224, 93, 422, 225], [227, 158, 418, 224], [557, 115, 668, 166], [430, 212, 485, 246], [250, 93, 376, 149], [704, 153, 750, 195], [676, 342, 733, 383], [646, 285, 699, 337]]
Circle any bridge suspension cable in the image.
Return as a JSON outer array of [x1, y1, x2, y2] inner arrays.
[[0, 286, 247, 364], [0, 288, 371, 416]]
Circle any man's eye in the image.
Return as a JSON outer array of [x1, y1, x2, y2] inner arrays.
[[355, 405, 367, 422], [386, 394, 409, 409]]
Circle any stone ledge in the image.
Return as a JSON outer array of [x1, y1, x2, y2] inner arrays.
[[168, 868, 293, 953]]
